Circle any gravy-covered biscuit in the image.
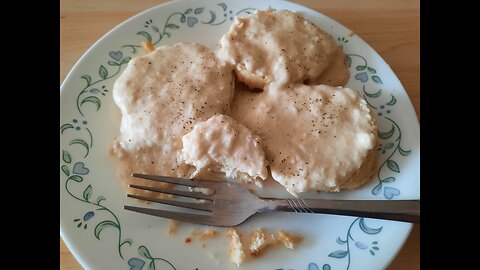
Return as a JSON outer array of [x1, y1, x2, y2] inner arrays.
[[217, 9, 338, 90], [112, 43, 234, 197], [182, 114, 269, 187], [231, 84, 377, 196], [306, 47, 350, 87]]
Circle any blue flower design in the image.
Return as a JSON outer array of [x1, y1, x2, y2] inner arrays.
[[127, 258, 146, 270], [328, 218, 383, 267], [109, 51, 123, 61], [71, 119, 88, 131], [377, 142, 394, 154], [384, 187, 400, 199], [224, 10, 234, 21], [144, 19, 153, 28], [355, 241, 368, 249], [369, 241, 380, 255], [354, 240, 380, 255], [73, 211, 95, 229], [187, 16, 198, 27], [354, 72, 368, 83], [89, 85, 108, 96], [377, 104, 392, 117]]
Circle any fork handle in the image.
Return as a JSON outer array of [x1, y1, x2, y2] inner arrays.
[[259, 199, 420, 223]]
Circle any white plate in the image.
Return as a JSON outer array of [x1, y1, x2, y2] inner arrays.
[[60, 0, 420, 269]]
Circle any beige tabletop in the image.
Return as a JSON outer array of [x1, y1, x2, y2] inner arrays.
[[60, 0, 419, 269]]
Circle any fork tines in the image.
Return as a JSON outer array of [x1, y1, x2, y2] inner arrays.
[[124, 173, 216, 222], [126, 193, 213, 211], [124, 205, 215, 225], [129, 183, 212, 200], [131, 173, 203, 187]]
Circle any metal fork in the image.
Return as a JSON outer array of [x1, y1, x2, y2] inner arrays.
[[124, 173, 420, 226]]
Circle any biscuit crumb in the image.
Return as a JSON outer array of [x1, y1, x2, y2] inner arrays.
[[184, 237, 192, 244], [226, 228, 245, 267], [168, 220, 179, 235], [277, 230, 303, 249], [347, 30, 355, 37], [191, 228, 219, 240], [249, 229, 277, 256], [142, 41, 155, 53]]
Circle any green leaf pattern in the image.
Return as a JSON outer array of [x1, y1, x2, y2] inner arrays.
[[356, 65, 366, 71], [166, 23, 179, 29], [328, 217, 383, 269], [62, 150, 72, 163], [386, 95, 397, 105], [61, 123, 74, 134], [398, 146, 412, 156], [382, 177, 395, 183], [372, 75, 383, 84], [204, 10, 216, 24], [80, 96, 101, 111], [387, 160, 400, 173], [81, 75, 92, 86], [329, 250, 348, 258], [69, 139, 90, 158], [68, 175, 83, 183], [346, 51, 412, 199], [378, 125, 394, 139], [139, 246, 153, 259], [83, 185, 93, 201], [94, 220, 119, 240], [371, 182, 382, 195], [95, 196, 106, 205], [136, 246, 176, 270], [99, 65, 108, 79], [359, 218, 383, 235], [108, 60, 120, 66], [137, 31, 152, 42], [218, 2, 227, 11], [363, 88, 382, 98], [61, 165, 70, 176], [336, 237, 347, 245]]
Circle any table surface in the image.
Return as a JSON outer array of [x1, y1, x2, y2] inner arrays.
[[60, 0, 420, 269]]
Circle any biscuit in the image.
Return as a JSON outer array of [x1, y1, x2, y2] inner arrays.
[[306, 47, 350, 87], [112, 43, 234, 198], [182, 114, 269, 187], [231, 84, 377, 196], [218, 9, 338, 90]]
